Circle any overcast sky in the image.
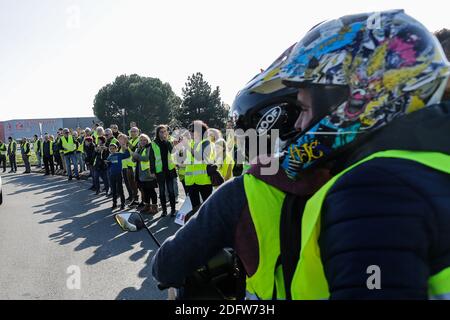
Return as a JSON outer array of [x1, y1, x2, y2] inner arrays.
[[0, 0, 448, 121]]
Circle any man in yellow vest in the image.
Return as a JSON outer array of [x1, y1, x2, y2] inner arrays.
[[42, 133, 55, 175], [152, 11, 450, 300], [7, 137, 18, 173], [59, 128, 80, 181], [0, 139, 7, 172], [20, 137, 31, 174]]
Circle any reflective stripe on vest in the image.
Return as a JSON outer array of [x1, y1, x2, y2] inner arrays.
[[61, 136, 76, 154], [151, 142, 175, 173], [291, 150, 450, 300], [140, 148, 150, 171], [243, 174, 287, 300], [184, 139, 212, 186]]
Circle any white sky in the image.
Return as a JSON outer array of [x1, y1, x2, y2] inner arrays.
[[0, 0, 448, 121]]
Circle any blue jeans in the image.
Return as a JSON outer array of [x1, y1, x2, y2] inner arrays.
[[65, 153, 79, 177], [76, 152, 85, 172]]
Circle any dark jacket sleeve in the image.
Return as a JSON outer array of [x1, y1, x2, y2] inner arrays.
[[319, 158, 449, 300], [151, 176, 247, 286], [149, 146, 156, 174]]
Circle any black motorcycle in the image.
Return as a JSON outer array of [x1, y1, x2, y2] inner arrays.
[[115, 212, 246, 300]]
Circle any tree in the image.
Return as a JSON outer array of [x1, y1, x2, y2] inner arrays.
[[93, 74, 181, 134], [172, 72, 228, 129]]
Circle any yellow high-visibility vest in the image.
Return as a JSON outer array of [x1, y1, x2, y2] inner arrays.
[[61, 136, 77, 154]]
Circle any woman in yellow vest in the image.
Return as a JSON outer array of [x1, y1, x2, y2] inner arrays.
[[152, 125, 178, 217], [214, 138, 234, 182], [132, 133, 158, 215]]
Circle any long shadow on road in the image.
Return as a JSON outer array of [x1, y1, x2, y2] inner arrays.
[[3, 173, 181, 299]]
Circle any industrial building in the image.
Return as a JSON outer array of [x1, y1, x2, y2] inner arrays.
[[0, 117, 99, 141]]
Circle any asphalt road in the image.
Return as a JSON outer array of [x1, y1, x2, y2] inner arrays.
[[0, 171, 182, 300]]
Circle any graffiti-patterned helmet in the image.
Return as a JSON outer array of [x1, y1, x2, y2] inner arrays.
[[280, 9, 450, 179]]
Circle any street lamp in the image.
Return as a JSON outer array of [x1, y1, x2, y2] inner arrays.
[[121, 108, 126, 133]]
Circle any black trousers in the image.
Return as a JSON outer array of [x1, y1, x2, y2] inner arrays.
[[9, 154, 17, 172], [0, 155, 6, 171], [43, 155, 55, 175], [54, 153, 62, 169], [157, 173, 176, 212], [138, 180, 158, 205], [22, 154, 31, 173], [110, 172, 125, 205], [188, 184, 213, 209]]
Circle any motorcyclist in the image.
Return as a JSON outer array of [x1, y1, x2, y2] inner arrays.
[[277, 10, 450, 299], [151, 44, 331, 299]]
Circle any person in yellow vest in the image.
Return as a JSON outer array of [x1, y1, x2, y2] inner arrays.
[[126, 127, 141, 206], [105, 128, 119, 148], [132, 134, 158, 215], [33, 134, 42, 169], [172, 129, 192, 195], [153, 125, 178, 217], [73, 131, 85, 174], [0, 139, 7, 173], [128, 121, 138, 137], [7, 137, 18, 173], [20, 137, 31, 174], [151, 42, 326, 298], [95, 126, 105, 145], [152, 11, 450, 300], [42, 133, 55, 175], [214, 138, 234, 182], [59, 128, 80, 181], [184, 120, 214, 209], [54, 129, 64, 174]]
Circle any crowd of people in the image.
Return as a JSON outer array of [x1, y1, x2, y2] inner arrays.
[[0, 120, 241, 216]]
